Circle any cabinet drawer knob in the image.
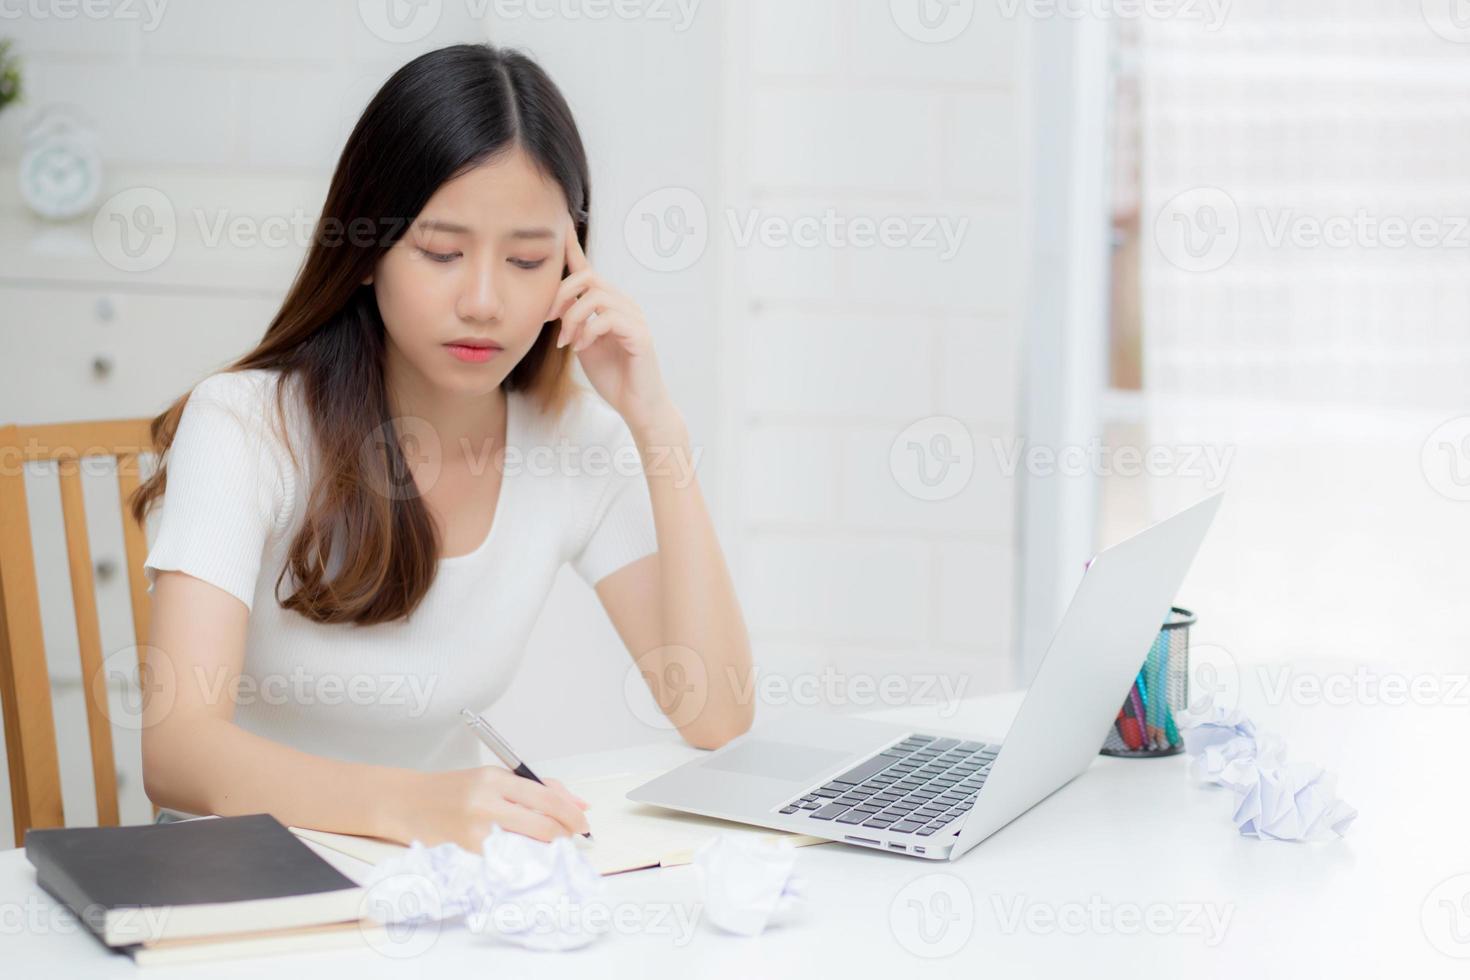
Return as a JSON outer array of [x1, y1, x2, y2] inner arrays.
[[92, 354, 114, 379]]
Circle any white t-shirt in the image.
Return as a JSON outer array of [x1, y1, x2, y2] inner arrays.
[[142, 368, 658, 776]]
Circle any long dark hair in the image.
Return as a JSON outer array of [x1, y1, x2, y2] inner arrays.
[[131, 43, 589, 626]]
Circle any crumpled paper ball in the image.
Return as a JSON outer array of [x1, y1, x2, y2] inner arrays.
[[464, 825, 610, 950], [692, 834, 806, 936], [1222, 760, 1359, 842], [1177, 702, 1285, 784], [359, 840, 492, 922], [362, 824, 609, 951], [1176, 701, 1355, 842]]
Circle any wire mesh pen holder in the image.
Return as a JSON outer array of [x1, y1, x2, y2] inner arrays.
[[1100, 606, 1195, 758]]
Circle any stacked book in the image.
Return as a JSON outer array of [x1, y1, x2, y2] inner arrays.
[[24, 813, 383, 966]]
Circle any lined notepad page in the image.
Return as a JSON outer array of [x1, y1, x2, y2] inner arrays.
[[290, 771, 830, 876]]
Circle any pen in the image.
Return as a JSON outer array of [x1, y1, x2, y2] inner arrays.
[[1128, 678, 1148, 751], [460, 708, 593, 840]]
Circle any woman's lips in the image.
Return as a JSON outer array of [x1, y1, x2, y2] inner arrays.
[[446, 343, 502, 364]]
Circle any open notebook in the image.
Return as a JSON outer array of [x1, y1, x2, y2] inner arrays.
[[291, 770, 831, 875]]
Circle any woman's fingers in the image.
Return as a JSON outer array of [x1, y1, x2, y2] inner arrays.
[[556, 287, 603, 348], [546, 268, 598, 322], [564, 215, 590, 275], [545, 220, 649, 358], [572, 313, 612, 352], [558, 289, 630, 348], [483, 803, 568, 844], [498, 771, 590, 835], [546, 777, 591, 810], [562, 288, 619, 327], [544, 218, 595, 325]]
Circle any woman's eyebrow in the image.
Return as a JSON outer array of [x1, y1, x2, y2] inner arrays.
[[415, 218, 471, 234], [412, 218, 554, 241]]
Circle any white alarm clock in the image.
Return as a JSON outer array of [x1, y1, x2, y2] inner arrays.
[[18, 105, 103, 221]]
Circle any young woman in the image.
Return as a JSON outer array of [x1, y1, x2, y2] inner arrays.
[[130, 43, 753, 851]]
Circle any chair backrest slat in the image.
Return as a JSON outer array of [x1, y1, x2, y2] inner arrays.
[[115, 456, 153, 664], [0, 424, 67, 841], [57, 457, 121, 828], [0, 419, 157, 846]]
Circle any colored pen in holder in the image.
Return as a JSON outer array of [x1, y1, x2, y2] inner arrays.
[[1100, 606, 1195, 758]]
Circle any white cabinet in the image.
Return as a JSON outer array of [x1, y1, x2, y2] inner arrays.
[[0, 285, 278, 423]]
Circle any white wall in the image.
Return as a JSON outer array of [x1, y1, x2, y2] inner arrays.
[[716, 0, 1032, 726]]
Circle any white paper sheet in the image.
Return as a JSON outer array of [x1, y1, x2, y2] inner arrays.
[[292, 769, 832, 876]]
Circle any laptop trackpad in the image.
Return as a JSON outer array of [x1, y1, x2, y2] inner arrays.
[[698, 739, 850, 783]]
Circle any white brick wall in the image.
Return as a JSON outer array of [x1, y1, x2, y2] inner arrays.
[[722, 1, 1031, 706]]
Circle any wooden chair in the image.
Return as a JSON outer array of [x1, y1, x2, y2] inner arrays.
[[0, 419, 159, 846]]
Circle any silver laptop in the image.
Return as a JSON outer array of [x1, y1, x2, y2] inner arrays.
[[627, 492, 1223, 862]]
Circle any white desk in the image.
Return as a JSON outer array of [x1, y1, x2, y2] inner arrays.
[[3, 691, 1464, 977]]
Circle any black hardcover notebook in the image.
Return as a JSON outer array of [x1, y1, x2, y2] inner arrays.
[[24, 813, 365, 951]]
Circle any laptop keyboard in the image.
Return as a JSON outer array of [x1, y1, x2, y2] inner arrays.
[[777, 734, 998, 837]]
